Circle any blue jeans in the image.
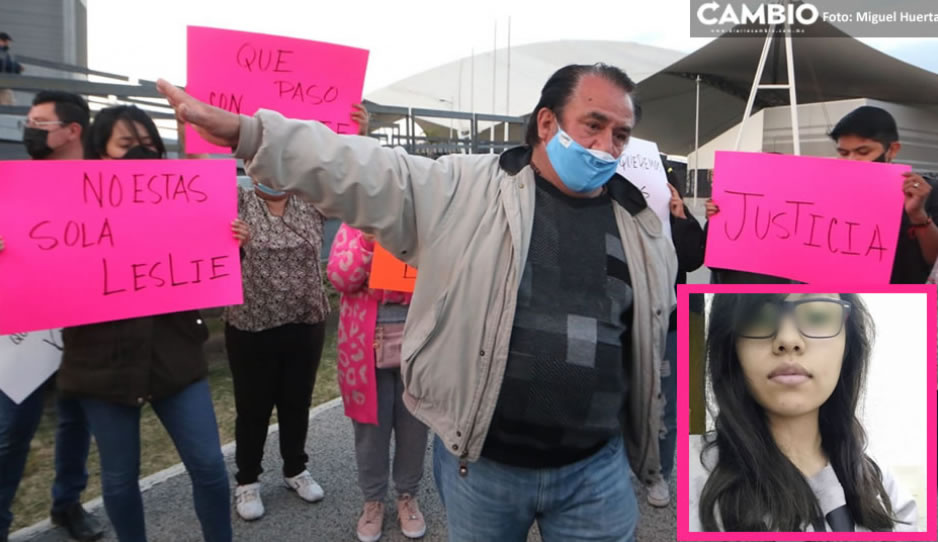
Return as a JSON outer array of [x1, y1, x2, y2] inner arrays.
[[433, 435, 637, 542], [81, 379, 231, 542], [0, 383, 91, 537], [659, 330, 678, 479]]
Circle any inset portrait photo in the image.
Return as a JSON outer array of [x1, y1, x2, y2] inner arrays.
[[677, 285, 935, 541]]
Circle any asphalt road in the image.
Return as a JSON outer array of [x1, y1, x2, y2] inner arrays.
[[13, 399, 678, 542]]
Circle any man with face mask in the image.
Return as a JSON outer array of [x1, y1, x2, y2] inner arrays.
[[0, 91, 104, 542], [159, 62, 675, 541], [0, 32, 24, 106], [830, 106, 938, 283]]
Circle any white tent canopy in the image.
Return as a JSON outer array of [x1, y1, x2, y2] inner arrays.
[[364, 39, 684, 132]]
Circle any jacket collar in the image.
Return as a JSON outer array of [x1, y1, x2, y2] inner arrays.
[[498, 145, 648, 217]]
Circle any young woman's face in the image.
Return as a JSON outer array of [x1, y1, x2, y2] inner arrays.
[[735, 293, 847, 418], [104, 119, 156, 159]]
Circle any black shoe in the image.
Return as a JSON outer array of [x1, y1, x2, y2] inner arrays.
[[50, 503, 104, 542]]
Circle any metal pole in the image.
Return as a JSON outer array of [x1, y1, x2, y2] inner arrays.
[[470, 48, 474, 115], [504, 16, 511, 144], [492, 20, 497, 116], [492, 20, 497, 153], [784, 20, 801, 155], [694, 74, 701, 201], [734, 24, 777, 150]]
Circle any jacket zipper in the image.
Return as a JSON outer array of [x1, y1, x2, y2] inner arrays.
[[456, 243, 517, 479]]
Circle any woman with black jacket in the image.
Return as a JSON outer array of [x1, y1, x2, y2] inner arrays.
[[57, 105, 232, 542]]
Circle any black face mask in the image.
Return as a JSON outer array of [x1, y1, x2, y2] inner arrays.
[[120, 146, 162, 160], [22, 127, 55, 159]]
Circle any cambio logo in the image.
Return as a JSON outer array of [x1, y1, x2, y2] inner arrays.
[[697, 1, 820, 26]]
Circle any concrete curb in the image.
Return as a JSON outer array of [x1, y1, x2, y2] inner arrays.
[[9, 398, 343, 542]]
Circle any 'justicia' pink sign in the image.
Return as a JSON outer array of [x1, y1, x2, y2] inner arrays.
[[705, 151, 909, 284]]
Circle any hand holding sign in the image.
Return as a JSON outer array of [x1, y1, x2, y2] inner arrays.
[[705, 198, 720, 218], [231, 219, 250, 247], [158, 79, 241, 149], [0, 236, 5, 252], [668, 184, 686, 219], [351, 103, 370, 136], [903, 171, 932, 222]]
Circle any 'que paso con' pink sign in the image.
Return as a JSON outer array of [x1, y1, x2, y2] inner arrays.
[[0, 160, 242, 334], [186, 26, 370, 154], [705, 152, 909, 284]]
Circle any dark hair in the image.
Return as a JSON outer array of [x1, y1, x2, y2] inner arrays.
[[84, 105, 166, 159], [524, 63, 636, 147], [829, 106, 899, 149], [700, 293, 899, 532], [32, 90, 90, 132]]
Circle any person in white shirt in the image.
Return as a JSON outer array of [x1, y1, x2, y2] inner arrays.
[[689, 293, 919, 532]]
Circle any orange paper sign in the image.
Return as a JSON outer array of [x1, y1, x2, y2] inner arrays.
[[369, 244, 416, 293]]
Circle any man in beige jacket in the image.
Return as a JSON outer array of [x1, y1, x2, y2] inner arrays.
[[158, 62, 676, 542]]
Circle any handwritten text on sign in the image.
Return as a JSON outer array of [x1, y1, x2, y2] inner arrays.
[[369, 244, 417, 293], [704, 152, 908, 283], [617, 137, 671, 238], [0, 160, 242, 334], [0, 330, 62, 404], [186, 26, 370, 154]]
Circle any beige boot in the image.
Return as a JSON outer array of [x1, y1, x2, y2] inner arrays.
[[397, 493, 426, 539], [356, 501, 384, 542]]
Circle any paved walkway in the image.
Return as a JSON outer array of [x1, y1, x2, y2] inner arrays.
[[12, 399, 677, 542]]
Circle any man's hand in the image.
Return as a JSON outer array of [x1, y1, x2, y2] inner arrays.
[[668, 184, 686, 219], [705, 198, 720, 219], [903, 172, 932, 223], [231, 220, 250, 247], [352, 103, 370, 136], [157, 79, 240, 149]]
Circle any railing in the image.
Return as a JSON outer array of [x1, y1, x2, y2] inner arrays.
[[0, 57, 528, 156]]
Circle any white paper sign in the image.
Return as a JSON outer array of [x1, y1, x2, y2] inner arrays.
[[617, 137, 672, 238], [0, 329, 63, 404]]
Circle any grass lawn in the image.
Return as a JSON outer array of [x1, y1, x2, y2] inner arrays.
[[9, 314, 340, 532]]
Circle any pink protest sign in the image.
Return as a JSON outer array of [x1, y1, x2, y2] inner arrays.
[[185, 26, 370, 154], [0, 160, 242, 334], [705, 152, 909, 284]]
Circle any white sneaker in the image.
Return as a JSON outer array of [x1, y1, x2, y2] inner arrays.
[[235, 483, 264, 521], [646, 478, 670, 507], [284, 470, 325, 503]]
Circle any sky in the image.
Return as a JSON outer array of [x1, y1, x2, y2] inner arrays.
[[86, 0, 938, 97]]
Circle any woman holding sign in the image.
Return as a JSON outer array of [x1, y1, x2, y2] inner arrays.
[[326, 221, 428, 542], [223, 168, 330, 520], [220, 106, 374, 522], [58, 105, 232, 542]]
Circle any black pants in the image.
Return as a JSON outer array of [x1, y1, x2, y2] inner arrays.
[[225, 322, 326, 485]]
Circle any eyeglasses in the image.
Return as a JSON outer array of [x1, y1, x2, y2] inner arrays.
[[17, 119, 65, 131], [737, 298, 852, 339]]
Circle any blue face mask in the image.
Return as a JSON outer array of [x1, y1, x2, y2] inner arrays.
[[545, 127, 621, 193], [254, 182, 288, 198]]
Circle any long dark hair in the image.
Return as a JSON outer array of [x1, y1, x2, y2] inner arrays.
[[84, 105, 166, 159], [700, 293, 898, 531]]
